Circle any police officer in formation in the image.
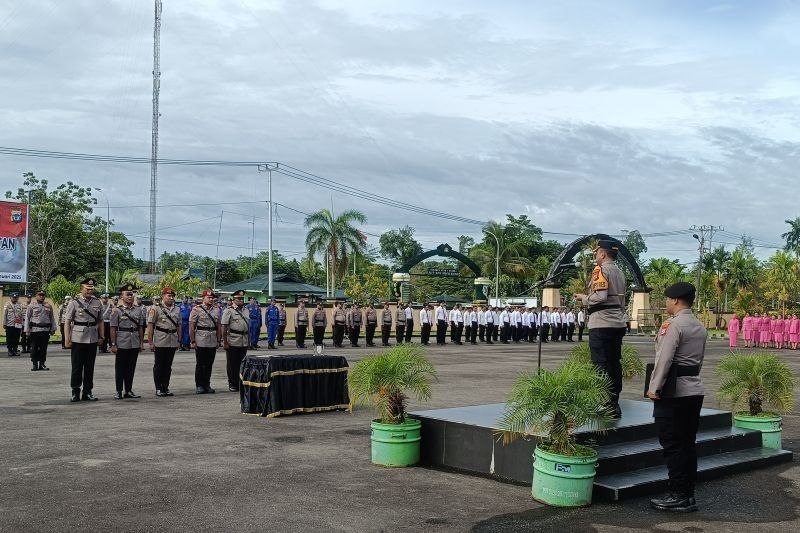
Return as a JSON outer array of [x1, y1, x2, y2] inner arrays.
[[265, 298, 280, 349], [179, 296, 193, 351], [419, 303, 432, 345], [64, 278, 104, 402], [100, 293, 113, 353], [395, 302, 406, 344], [221, 290, 249, 392], [574, 239, 627, 419], [381, 302, 393, 347], [247, 297, 262, 349], [312, 302, 327, 346], [19, 293, 31, 354], [347, 303, 362, 347], [24, 289, 56, 371], [147, 286, 181, 397], [364, 303, 378, 347], [647, 282, 706, 513], [3, 292, 24, 357], [109, 283, 145, 399], [295, 300, 308, 348], [277, 302, 287, 347], [332, 302, 346, 348], [189, 289, 221, 394]]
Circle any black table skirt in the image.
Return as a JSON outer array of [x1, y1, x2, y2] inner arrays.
[[240, 354, 350, 418]]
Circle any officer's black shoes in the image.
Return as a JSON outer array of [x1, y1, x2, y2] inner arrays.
[[156, 390, 168, 397], [124, 391, 140, 399], [70, 392, 81, 403], [31, 362, 40, 371], [196, 387, 207, 394], [278, 342, 284, 347], [82, 392, 99, 401], [39, 363, 49, 371], [206, 387, 215, 394], [164, 389, 174, 396], [114, 392, 123, 400], [228, 386, 238, 392], [650, 493, 697, 512]]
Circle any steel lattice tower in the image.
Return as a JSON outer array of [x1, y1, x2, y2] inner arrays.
[[149, 0, 162, 273]]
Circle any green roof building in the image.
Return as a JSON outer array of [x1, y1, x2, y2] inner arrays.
[[216, 273, 347, 304]]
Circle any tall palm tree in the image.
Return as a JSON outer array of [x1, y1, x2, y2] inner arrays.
[[781, 217, 800, 253], [305, 208, 367, 296], [470, 221, 535, 295], [703, 246, 731, 311], [763, 251, 799, 315], [727, 248, 759, 293]]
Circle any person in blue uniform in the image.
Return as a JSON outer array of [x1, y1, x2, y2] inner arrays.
[[179, 296, 193, 351], [247, 297, 262, 349], [265, 298, 280, 350]]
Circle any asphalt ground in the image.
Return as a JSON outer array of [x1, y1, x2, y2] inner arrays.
[[1, 336, 798, 532]]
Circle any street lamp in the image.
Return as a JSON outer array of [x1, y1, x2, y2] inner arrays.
[[94, 188, 110, 293], [484, 227, 500, 306]]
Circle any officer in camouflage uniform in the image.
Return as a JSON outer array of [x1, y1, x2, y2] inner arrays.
[[647, 282, 706, 513], [574, 239, 627, 419], [64, 278, 105, 402], [222, 290, 249, 391], [147, 287, 182, 397], [110, 283, 145, 399], [25, 289, 56, 371]]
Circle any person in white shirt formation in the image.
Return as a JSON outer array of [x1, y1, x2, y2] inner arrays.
[[566, 308, 576, 342], [484, 306, 495, 344], [404, 302, 414, 344], [577, 308, 586, 342], [477, 306, 486, 342], [454, 304, 465, 345], [468, 306, 478, 345], [464, 305, 473, 345], [539, 306, 550, 343], [521, 307, 530, 343], [499, 306, 511, 344], [419, 304, 433, 345], [550, 307, 561, 342], [435, 301, 448, 345], [560, 308, 568, 341], [448, 305, 457, 344]]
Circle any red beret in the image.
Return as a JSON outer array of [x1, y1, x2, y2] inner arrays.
[[201, 289, 214, 297], [161, 287, 176, 295]]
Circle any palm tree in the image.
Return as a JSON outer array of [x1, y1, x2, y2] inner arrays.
[[703, 246, 731, 312], [644, 258, 686, 307], [781, 217, 800, 253], [470, 221, 535, 296], [727, 248, 759, 292], [305, 208, 367, 296], [763, 251, 799, 315]]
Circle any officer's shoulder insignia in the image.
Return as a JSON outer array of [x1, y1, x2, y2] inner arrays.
[[148, 308, 156, 318], [591, 266, 609, 291], [659, 321, 671, 336]]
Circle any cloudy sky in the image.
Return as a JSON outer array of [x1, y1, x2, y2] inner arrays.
[[1, 0, 798, 267]]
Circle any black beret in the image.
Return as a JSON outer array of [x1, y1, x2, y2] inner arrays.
[[10, 292, 19, 297], [665, 281, 696, 300], [595, 240, 619, 252], [232, 290, 246, 297]]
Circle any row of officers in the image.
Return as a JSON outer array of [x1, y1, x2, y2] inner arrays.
[[305, 302, 589, 348]]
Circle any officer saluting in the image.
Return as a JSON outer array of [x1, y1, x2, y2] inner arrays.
[[574, 239, 627, 418], [64, 278, 105, 402], [646, 282, 706, 513]]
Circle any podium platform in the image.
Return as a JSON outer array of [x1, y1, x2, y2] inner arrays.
[[410, 399, 792, 501]]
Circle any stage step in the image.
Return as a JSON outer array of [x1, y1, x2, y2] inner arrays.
[[594, 447, 794, 501], [595, 426, 762, 476]]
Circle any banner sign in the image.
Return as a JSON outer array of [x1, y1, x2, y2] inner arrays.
[[427, 268, 459, 277], [0, 201, 28, 283]]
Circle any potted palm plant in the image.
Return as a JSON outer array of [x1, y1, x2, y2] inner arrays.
[[716, 351, 795, 449], [498, 360, 613, 507], [348, 344, 437, 467], [568, 342, 645, 380]]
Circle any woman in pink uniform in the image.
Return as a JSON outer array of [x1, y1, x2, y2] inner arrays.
[[789, 314, 800, 350], [760, 314, 772, 348], [742, 312, 753, 348], [773, 314, 785, 349], [727, 314, 740, 350], [752, 313, 761, 349]]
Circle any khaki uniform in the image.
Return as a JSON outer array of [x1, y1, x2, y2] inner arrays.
[[381, 308, 393, 346], [295, 307, 309, 347], [395, 307, 406, 344], [349, 307, 363, 346], [332, 307, 346, 347], [222, 305, 250, 348], [583, 260, 627, 329], [148, 303, 181, 348], [648, 309, 706, 398], [190, 304, 220, 348], [25, 301, 56, 366], [312, 308, 327, 346], [365, 307, 378, 346], [65, 296, 104, 344], [111, 304, 146, 350]]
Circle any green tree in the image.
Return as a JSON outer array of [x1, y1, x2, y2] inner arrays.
[[763, 251, 799, 315], [378, 226, 423, 268], [781, 217, 800, 253], [343, 264, 391, 305], [45, 275, 80, 306], [622, 230, 648, 261], [457, 235, 475, 255], [471, 220, 535, 296], [304, 208, 367, 295], [703, 246, 731, 311], [644, 258, 687, 308]]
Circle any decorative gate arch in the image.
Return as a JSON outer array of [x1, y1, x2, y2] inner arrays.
[[394, 243, 490, 301], [545, 233, 647, 290]]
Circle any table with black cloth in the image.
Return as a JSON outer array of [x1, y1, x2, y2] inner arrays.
[[239, 354, 350, 418]]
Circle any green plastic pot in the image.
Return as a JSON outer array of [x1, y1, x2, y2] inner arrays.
[[532, 446, 597, 507], [370, 419, 422, 467], [734, 413, 783, 449]]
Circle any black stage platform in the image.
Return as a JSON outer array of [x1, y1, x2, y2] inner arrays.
[[410, 399, 793, 501]]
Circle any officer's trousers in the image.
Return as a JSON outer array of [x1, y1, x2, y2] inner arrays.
[[510, 325, 517, 342], [153, 346, 176, 392], [194, 347, 216, 388], [101, 321, 111, 352], [114, 348, 139, 392], [395, 324, 405, 344], [578, 324, 585, 342], [20, 330, 29, 352], [493, 323, 499, 341], [456, 323, 464, 343], [561, 324, 568, 341], [589, 327, 626, 405], [70, 342, 97, 393], [29, 331, 50, 363], [60, 324, 66, 348], [540, 323, 549, 342], [522, 325, 530, 342], [567, 323, 576, 341], [349, 325, 361, 346], [436, 320, 447, 344], [5, 326, 21, 354], [478, 324, 485, 342], [381, 324, 391, 346], [296, 324, 307, 347], [365, 323, 376, 345], [470, 322, 478, 343], [313, 325, 325, 345], [267, 323, 278, 346], [464, 324, 471, 344], [181, 321, 191, 347], [248, 320, 260, 347], [654, 395, 704, 496], [420, 322, 431, 344], [277, 325, 286, 345], [404, 319, 413, 343], [485, 324, 494, 342], [333, 323, 345, 347], [226, 346, 247, 388]]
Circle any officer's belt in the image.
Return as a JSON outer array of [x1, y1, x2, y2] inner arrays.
[[73, 321, 97, 326], [674, 365, 701, 377], [313, 322, 326, 326], [367, 321, 377, 325], [587, 304, 624, 316], [335, 321, 345, 325], [117, 326, 138, 332], [229, 328, 247, 335], [297, 321, 308, 325], [31, 323, 52, 329], [196, 326, 216, 331], [155, 326, 177, 334]]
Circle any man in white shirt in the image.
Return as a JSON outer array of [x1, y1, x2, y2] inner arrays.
[[560, 308, 568, 341], [492, 307, 501, 342], [499, 306, 511, 344], [477, 307, 486, 342], [484, 306, 494, 344], [551, 307, 561, 342], [540, 306, 550, 343], [404, 303, 414, 343], [436, 302, 448, 345], [577, 308, 586, 342], [469, 306, 478, 345], [463, 305, 473, 345], [528, 308, 538, 342], [419, 304, 432, 345], [509, 307, 519, 343], [454, 304, 464, 345], [448, 306, 457, 344], [566, 308, 576, 342]]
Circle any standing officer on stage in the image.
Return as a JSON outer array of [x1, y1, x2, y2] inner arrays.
[[365, 303, 378, 347], [64, 278, 104, 402], [574, 239, 627, 419], [295, 300, 309, 349], [647, 282, 706, 513], [312, 302, 327, 347], [277, 302, 288, 347], [247, 297, 261, 349], [381, 302, 393, 347], [265, 298, 280, 350], [222, 290, 249, 392], [25, 289, 56, 371], [147, 287, 181, 397], [4, 292, 24, 357], [110, 283, 145, 400], [180, 296, 193, 351], [190, 289, 221, 394], [349, 303, 363, 347]]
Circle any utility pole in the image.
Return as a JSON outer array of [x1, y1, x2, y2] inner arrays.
[[690, 225, 723, 315], [149, 0, 162, 273]]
